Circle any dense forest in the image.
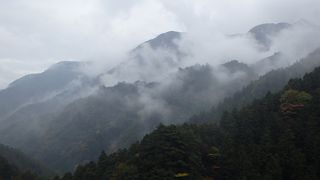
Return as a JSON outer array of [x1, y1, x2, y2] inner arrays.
[[0, 154, 42, 180], [1, 1, 319, 179], [2, 54, 320, 180], [190, 48, 320, 124], [49, 66, 320, 179], [0, 22, 319, 180], [1, 23, 318, 173], [0, 144, 53, 180]]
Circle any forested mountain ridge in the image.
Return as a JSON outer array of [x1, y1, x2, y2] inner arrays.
[[0, 21, 302, 124], [55, 66, 320, 180], [248, 22, 291, 50], [0, 21, 318, 174], [0, 143, 52, 179], [132, 31, 182, 52], [190, 48, 320, 124], [29, 60, 258, 172], [0, 155, 37, 180], [0, 61, 88, 119], [0, 61, 97, 161]]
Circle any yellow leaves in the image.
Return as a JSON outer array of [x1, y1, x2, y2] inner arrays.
[[280, 89, 312, 105], [175, 172, 189, 177], [280, 89, 312, 115], [208, 146, 220, 159]]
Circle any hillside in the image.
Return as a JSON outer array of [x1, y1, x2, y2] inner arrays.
[[55, 66, 320, 180], [28, 61, 258, 171], [0, 61, 87, 119], [190, 48, 320, 124], [0, 143, 52, 179], [1, 1, 320, 179], [0, 22, 317, 173]]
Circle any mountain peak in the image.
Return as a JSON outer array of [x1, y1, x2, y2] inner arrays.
[[48, 61, 81, 71], [134, 31, 182, 51], [248, 22, 291, 34], [153, 31, 181, 41], [248, 22, 291, 50], [222, 60, 251, 73]]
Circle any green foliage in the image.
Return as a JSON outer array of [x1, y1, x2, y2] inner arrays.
[[55, 67, 320, 179], [280, 89, 312, 104], [0, 144, 50, 180], [0, 155, 18, 179], [190, 49, 320, 124], [0, 155, 42, 180]]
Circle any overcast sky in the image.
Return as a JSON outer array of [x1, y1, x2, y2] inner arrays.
[[0, 0, 319, 88]]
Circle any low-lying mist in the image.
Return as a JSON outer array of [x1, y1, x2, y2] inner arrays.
[[1, 19, 320, 171]]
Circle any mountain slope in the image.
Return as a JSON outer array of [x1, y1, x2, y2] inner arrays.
[[0, 61, 97, 156], [0, 61, 88, 120], [30, 61, 257, 171], [0, 21, 318, 174], [133, 31, 181, 51], [0, 143, 52, 177], [190, 48, 320, 124], [56, 66, 320, 180], [37, 45, 320, 171], [248, 22, 291, 50], [0, 22, 297, 122], [105, 31, 184, 85]]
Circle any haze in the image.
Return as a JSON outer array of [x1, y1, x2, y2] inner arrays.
[[0, 0, 320, 88]]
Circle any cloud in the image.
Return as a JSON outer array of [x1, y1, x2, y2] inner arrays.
[[0, 0, 182, 88], [161, 0, 320, 33], [271, 23, 320, 63], [0, 0, 320, 88]]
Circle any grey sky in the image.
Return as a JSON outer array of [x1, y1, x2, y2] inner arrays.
[[0, 0, 319, 88]]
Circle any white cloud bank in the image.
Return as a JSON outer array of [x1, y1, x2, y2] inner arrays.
[[0, 0, 319, 88]]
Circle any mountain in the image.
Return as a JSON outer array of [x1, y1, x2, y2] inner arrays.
[[0, 143, 52, 178], [0, 22, 289, 116], [55, 66, 320, 179], [0, 61, 90, 120], [0, 31, 186, 172], [0, 21, 298, 122], [0, 61, 97, 157], [251, 52, 284, 75], [0, 155, 21, 180], [133, 31, 181, 51], [106, 31, 184, 85], [0, 155, 45, 179], [190, 48, 320, 124], [248, 22, 291, 50], [32, 44, 319, 170], [0, 22, 318, 173], [27, 61, 257, 171], [222, 60, 255, 74]]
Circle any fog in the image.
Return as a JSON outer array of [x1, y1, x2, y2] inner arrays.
[[83, 18, 320, 127], [96, 22, 319, 86], [1, 0, 320, 88], [1, 1, 320, 171], [1, 0, 320, 134]]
